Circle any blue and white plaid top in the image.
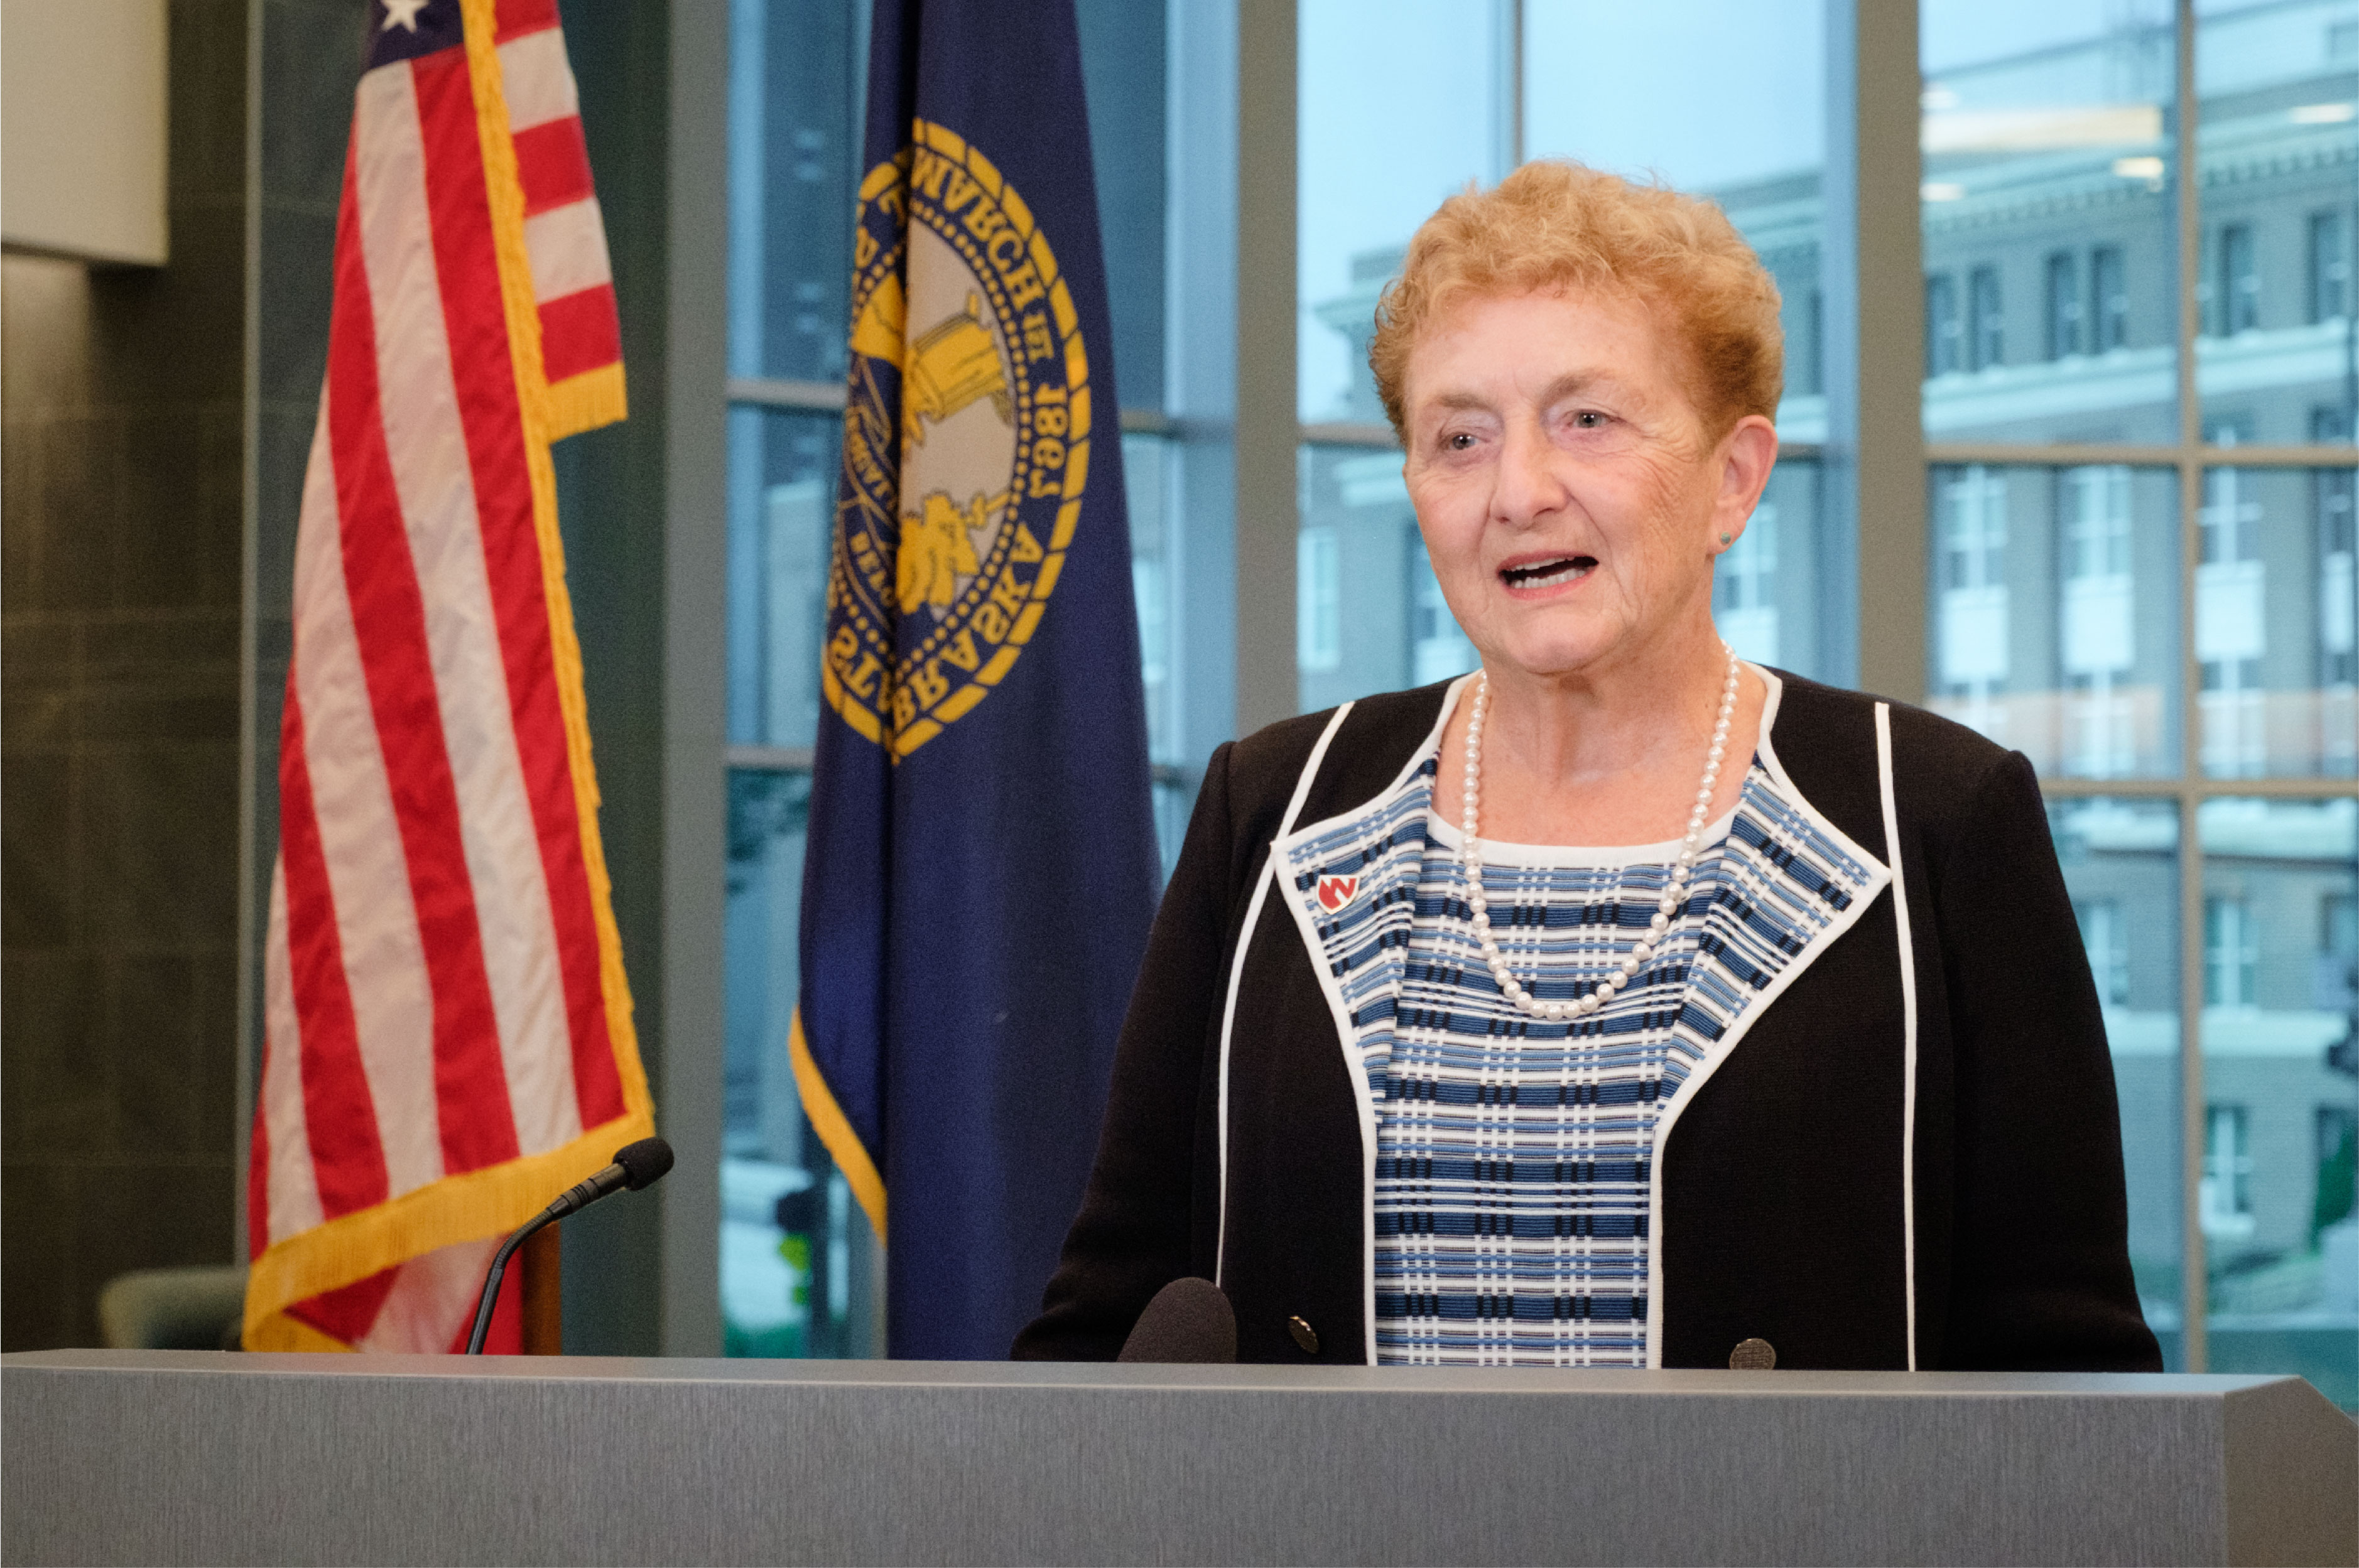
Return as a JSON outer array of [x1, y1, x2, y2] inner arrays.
[[1283, 725, 1880, 1367]]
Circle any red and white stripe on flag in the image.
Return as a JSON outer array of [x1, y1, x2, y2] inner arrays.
[[244, 0, 649, 1354], [496, 0, 625, 437]]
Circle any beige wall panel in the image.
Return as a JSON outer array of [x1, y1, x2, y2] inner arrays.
[[2, 0, 168, 266]]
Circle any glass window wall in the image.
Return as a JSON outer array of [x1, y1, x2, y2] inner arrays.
[[725, 408, 838, 751], [2196, 463, 2358, 778], [2053, 797, 2186, 1362], [2199, 795, 2358, 1408], [1929, 0, 2358, 1403], [1920, 0, 2179, 444], [727, 0, 864, 386], [1926, 464, 2183, 777], [2196, 0, 2358, 447], [1295, 0, 1509, 426]]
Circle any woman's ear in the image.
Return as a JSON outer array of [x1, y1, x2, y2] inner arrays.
[[1711, 415, 1779, 551]]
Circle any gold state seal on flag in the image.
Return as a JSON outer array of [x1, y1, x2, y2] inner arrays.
[[825, 119, 1095, 760]]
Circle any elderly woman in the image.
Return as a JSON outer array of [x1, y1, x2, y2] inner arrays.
[[1015, 162, 2160, 1372]]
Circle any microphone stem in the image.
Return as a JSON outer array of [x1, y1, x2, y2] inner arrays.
[[464, 1211, 553, 1355]]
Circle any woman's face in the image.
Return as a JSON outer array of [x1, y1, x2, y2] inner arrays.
[[1401, 287, 1770, 684]]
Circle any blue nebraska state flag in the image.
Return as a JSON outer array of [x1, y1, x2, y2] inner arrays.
[[792, 0, 1160, 1358]]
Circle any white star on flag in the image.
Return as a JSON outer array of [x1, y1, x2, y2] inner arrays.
[[381, 0, 430, 32]]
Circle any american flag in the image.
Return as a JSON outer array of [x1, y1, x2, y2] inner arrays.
[[242, 0, 651, 1353]]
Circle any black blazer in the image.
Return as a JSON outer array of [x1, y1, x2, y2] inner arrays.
[[1014, 671, 2162, 1371]]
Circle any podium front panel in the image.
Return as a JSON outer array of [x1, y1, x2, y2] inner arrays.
[[4, 1352, 2352, 1566]]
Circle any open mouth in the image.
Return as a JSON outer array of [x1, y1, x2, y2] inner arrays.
[[1499, 554, 1595, 590]]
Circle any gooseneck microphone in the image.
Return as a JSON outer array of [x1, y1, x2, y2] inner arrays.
[[1117, 1277, 1237, 1363], [464, 1137, 674, 1354]]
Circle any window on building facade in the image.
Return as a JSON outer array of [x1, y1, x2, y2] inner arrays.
[[1715, 502, 1783, 669], [2076, 896, 2133, 1004], [2197, 461, 2268, 777], [2093, 245, 2130, 351], [2220, 223, 2260, 335], [2313, 210, 2351, 323], [1297, 526, 1342, 674], [1927, 273, 1961, 376], [2203, 1104, 2257, 1236], [1407, 535, 1478, 686], [2324, 469, 2359, 686], [2320, 1106, 2359, 1237], [2206, 895, 2260, 1007], [2061, 465, 2144, 777], [2047, 251, 2083, 359], [1969, 264, 2005, 370], [1936, 466, 2007, 708]]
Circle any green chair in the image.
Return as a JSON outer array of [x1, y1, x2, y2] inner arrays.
[[97, 1266, 247, 1351]]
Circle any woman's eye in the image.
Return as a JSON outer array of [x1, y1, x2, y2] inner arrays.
[[1443, 431, 1478, 451], [1572, 410, 1607, 429]]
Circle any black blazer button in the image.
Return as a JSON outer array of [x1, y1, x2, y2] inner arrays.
[[1287, 1315, 1320, 1354], [1729, 1337, 1776, 1370]]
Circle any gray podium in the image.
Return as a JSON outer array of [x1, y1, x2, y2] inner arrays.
[[3, 1351, 2353, 1567]]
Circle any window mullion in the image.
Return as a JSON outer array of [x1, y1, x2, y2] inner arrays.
[[1826, 0, 1925, 699], [2172, 0, 2207, 1375], [1237, 0, 1296, 735]]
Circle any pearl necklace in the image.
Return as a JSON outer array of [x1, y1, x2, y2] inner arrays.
[[1460, 643, 1742, 1020]]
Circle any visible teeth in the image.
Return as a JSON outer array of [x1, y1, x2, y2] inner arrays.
[[1503, 556, 1593, 588]]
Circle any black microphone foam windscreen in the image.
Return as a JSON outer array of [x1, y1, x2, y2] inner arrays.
[[1117, 1277, 1236, 1363], [613, 1137, 675, 1191]]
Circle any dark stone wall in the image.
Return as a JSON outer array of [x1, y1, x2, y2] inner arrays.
[[1, 0, 252, 1350]]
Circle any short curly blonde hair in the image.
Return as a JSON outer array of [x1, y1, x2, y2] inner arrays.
[[1370, 161, 1784, 442]]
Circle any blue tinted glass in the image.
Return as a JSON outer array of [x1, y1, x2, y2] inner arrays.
[[729, 0, 864, 383], [1925, 463, 2184, 777], [1295, 443, 1448, 712], [2195, 463, 2359, 779], [1298, 0, 1509, 424], [1711, 460, 1835, 680], [1124, 433, 1181, 764], [2049, 797, 2187, 1367], [1076, 0, 1168, 411], [726, 408, 839, 749], [1920, 0, 2179, 442], [721, 767, 880, 1356], [2196, 0, 2357, 446], [2199, 795, 2358, 1410], [1524, 2, 1827, 441]]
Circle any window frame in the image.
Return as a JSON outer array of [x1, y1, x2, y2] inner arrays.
[[2046, 249, 2083, 361]]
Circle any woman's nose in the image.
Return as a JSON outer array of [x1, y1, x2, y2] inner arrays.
[[1489, 421, 1566, 526]]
